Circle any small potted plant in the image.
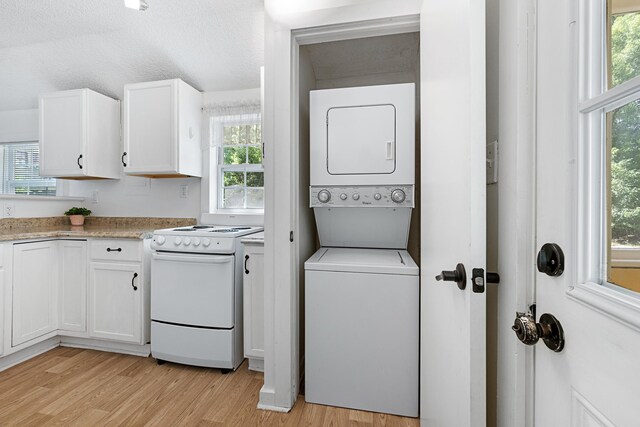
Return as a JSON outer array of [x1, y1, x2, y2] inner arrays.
[[64, 207, 92, 226]]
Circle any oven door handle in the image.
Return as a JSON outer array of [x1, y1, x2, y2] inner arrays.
[[152, 252, 233, 264]]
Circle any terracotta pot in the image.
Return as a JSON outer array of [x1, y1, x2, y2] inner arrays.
[[69, 215, 86, 226]]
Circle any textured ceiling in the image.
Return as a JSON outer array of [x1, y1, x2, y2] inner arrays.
[[304, 32, 419, 81], [0, 0, 264, 111]]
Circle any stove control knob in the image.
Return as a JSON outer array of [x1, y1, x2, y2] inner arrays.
[[174, 237, 182, 245], [193, 238, 201, 246], [184, 238, 191, 246], [317, 189, 331, 203], [340, 193, 348, 200], [374, 193, 382, 201], [352, 193, 360, 200], [156, 235, 166, 245], [391, 189, 406, 203], [202, 238, 211, 247]]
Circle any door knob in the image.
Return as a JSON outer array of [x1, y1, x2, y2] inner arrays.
[[512, 309, 565, 352], [537, 243, 564, 277], [435, 263, 466, 290]]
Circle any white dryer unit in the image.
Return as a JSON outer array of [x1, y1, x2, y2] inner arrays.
[[310, 83, 415, 186], [309, 83, 415, 248], [305, 247, 419, 417]]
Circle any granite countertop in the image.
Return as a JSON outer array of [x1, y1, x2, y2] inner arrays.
[[241, 231, 264, 244], [0, 217, 197, 242]]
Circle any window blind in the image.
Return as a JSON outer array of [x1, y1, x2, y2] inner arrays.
[[1, 142, 56, 196]]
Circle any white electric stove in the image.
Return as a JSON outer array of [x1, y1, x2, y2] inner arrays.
[[150, 225, 263, 372]]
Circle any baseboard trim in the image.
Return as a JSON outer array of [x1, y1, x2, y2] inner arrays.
[[59, 337, 150, 357], [0, 337, 60, 372], [256, 403, 291, 413]]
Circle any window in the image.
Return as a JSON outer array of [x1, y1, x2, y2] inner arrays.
[[213, 114, 263, 210], [603, 0, 640, 292], [0, 142, 56, 196]]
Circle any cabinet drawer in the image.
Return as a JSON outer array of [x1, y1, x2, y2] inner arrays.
[[90, 239, 142, 262]]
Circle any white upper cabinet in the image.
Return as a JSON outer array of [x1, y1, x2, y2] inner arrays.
[[39, 89, 120, 179], [123, 79, 202, 178]]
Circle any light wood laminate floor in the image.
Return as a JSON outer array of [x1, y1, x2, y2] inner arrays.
[[0, 347, 420, 426]]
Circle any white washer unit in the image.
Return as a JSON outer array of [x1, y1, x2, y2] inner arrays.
[[305, 83, 419, 417], [310, 83, 415, 248], [305, 248, 419, 417]]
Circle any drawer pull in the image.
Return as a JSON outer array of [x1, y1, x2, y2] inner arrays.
[[106, 248, 122, 252], [131, 272, 138, 291], [244, 254, 250, 274]]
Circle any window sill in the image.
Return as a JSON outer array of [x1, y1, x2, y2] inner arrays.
[[567, 281, 640, 332], [0, 195, 85, 201]]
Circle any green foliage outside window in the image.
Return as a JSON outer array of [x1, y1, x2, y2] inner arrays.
[[610, 13, 640, 245]]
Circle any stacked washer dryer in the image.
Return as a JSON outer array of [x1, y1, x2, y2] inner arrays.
[[305, 83, 418, 417]]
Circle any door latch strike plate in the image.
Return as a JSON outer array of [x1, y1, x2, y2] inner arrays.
[[472, 268, 485, 293]]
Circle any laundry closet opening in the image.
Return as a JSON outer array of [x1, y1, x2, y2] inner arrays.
[[295, 31, 421, 402]]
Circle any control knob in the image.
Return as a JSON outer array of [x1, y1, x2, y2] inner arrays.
[[202, 238, 211, 247], [318, 190, 331, 203], [374, 193, 382, 201], [340, 193, 348, 200], [184, 237, 191, 246], [174, 237, 182, 245], [352, 193, 360, 200], [156, 235, 166, 245], [391, 189, 406, 203], [193, 238, 201, 246]]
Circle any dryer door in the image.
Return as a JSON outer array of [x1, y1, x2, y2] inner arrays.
[[327, 104, 396, 175]]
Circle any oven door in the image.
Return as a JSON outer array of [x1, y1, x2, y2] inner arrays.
[[151, 252, 235, 328]]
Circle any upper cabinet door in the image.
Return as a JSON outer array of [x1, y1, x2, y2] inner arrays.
[[40, 90, 86, 177], [123, 79, 202, 178], [40, 89, 120, 179]]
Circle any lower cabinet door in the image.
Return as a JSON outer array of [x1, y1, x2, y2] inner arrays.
[[243, 244, 265, 360], [59, 240, 88, 334], [13, 241, 58, 347], [89, 262, 142, 344]]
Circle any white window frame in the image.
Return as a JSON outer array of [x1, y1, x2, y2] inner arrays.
[[569, 0, 640, 330], [212, 113, 264, 213], [0, 141, 60, 197]]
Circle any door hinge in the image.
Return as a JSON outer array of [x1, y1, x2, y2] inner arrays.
[[289, 231, 293, 242]]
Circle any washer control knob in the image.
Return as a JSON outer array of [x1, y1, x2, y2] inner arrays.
[[193, 238, 201, 246], [174, 237, 182, 245], [340, 193, 348, 200], [391, 189, 406, 203], [374, 193, 382, 201], [156, 235, 166, 245], [318, 190, 331, 203], [202, 238, 211, 247], [184, 237, 191, 246], [352, 193, 360, 200]]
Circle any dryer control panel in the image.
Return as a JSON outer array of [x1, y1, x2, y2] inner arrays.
[[310, 185, 414, 208]]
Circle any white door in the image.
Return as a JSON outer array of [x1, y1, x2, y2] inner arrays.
[[59, 240, 87, 334], [89, 262, 142, 344], [533, 1, 640, 425], [12, 241, 58, 346], [124, 80, 176, 174], [420, 0, 487, 425], [327, 105, 396, 175], [39, 90, 86, 177]]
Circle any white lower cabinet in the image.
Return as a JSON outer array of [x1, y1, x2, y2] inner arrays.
[[59, 240, 88, 335], [243, 240, 264, 371], [89, 262, 143, 344], [12, 241, 58, 347]]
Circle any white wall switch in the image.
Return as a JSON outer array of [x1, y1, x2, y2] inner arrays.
[[91, 190, 99, 204], [486, 140, 498, 185]]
